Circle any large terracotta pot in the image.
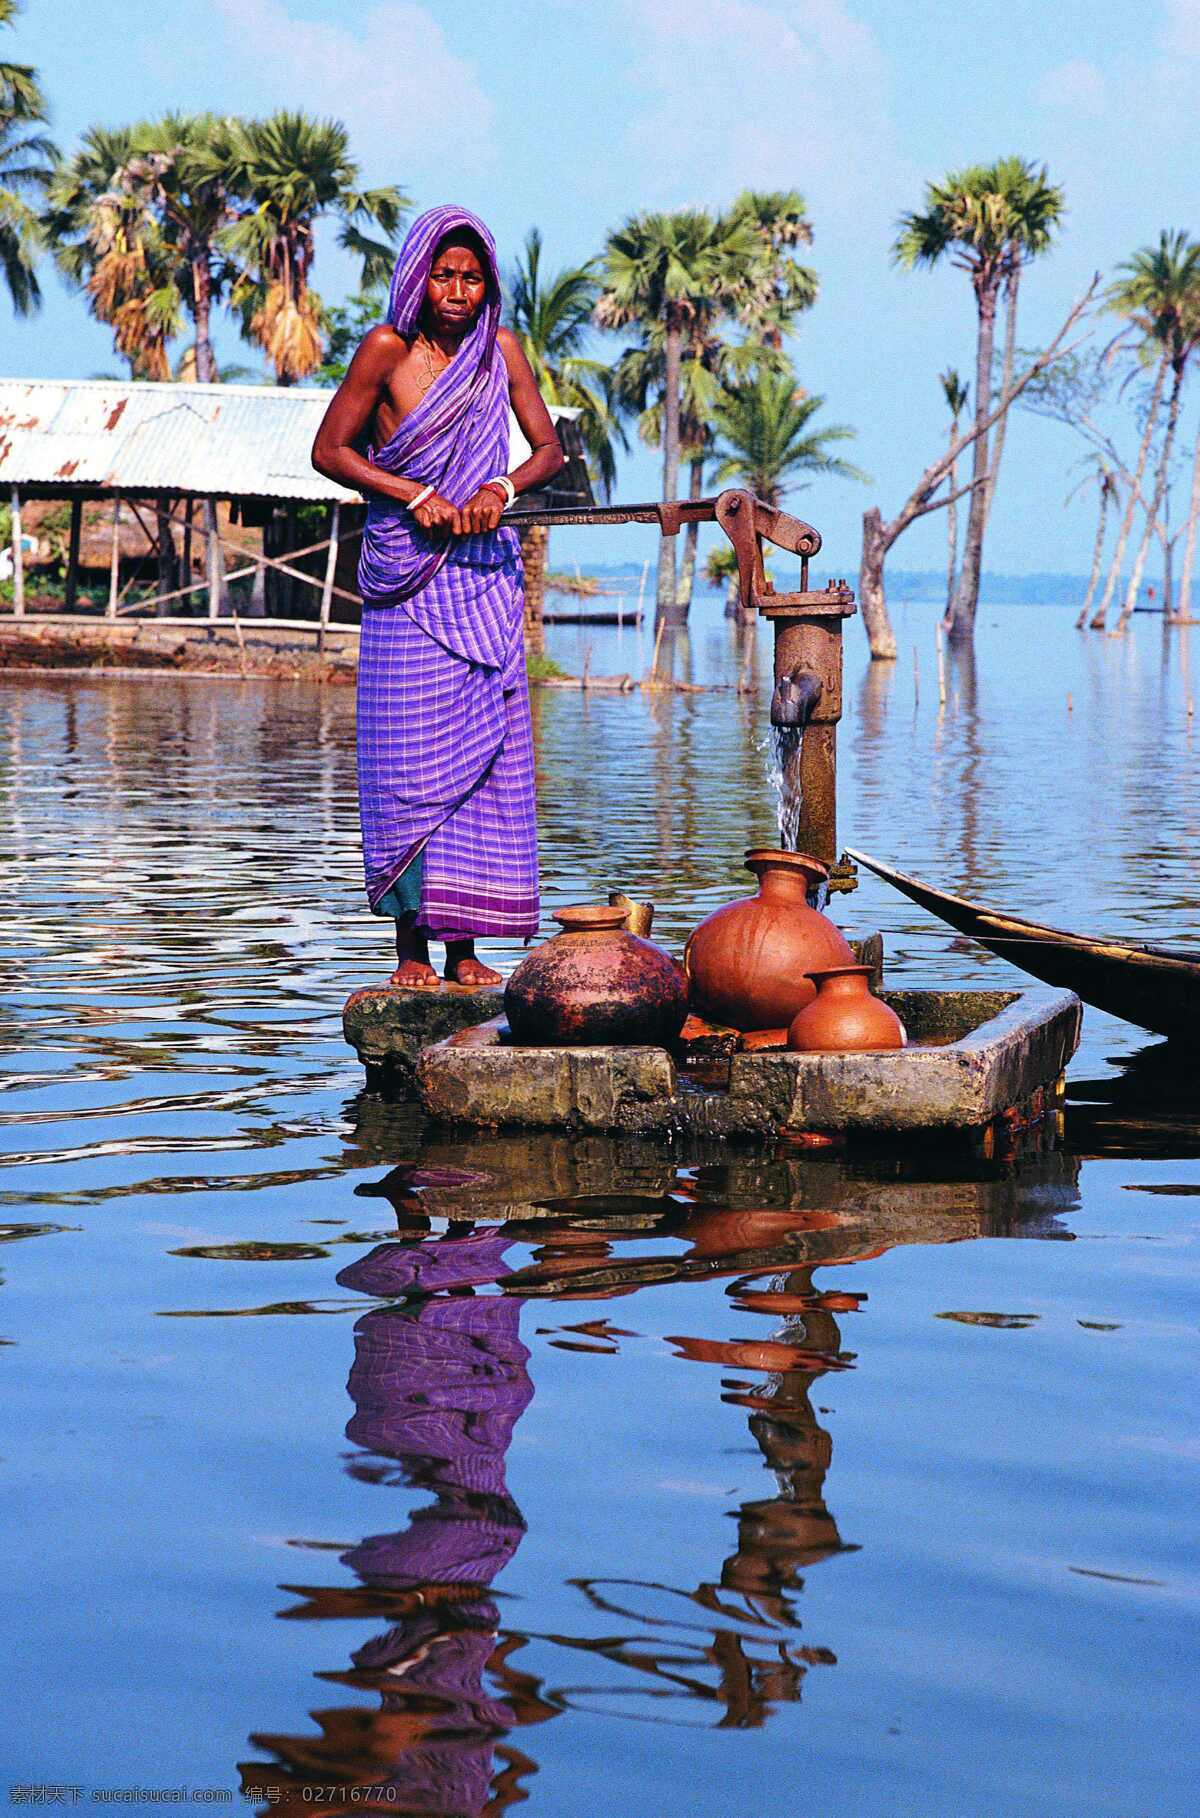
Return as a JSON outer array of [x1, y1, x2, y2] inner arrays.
[[504, 904, 688, 1047], [787, 964, 907, 1053], [682, 849, 855, 1032]]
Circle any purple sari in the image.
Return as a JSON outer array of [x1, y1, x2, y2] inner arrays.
[[355, 205, 539, 941]]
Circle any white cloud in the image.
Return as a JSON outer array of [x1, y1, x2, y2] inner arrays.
[[203, 0, 497, 183], [1031, 59, 1108, 118], [606, 0, 908, 233], [1159, 0, 1200, 59]]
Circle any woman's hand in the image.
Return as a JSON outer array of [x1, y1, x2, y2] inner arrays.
[[457, 486, 506, 535], [410, 491, 461, 536]]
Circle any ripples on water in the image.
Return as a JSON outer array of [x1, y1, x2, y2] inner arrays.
[[1, 597, 1198, 1815]]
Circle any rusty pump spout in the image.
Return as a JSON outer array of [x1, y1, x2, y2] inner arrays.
[[771, 667, 823, 729]]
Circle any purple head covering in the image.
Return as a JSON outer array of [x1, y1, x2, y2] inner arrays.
[[386, 204, 502, 360], [357, 204, 518, 650]]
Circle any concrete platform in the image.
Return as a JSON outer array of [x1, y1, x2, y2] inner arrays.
[[413, 986, 1082, 1144]]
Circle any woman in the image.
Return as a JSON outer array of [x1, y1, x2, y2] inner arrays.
[[313, 205, 563, 987]]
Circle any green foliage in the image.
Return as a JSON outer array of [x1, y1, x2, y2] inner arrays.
[[506, 227, 624, 496], [524, 648, 568, 681], [0, 0, 56, 314], [44, 107, 406, 384], [596, 206, 761, 339], [712, 362, 865, 506], [894, 156, 1065, 290], [217, 110, 406, 382], [939, 367, 969, 422], [1105, 229, 1200, 370], [44, 115, 232, 378], [601, 193, 817, 481], [318, 282, 386, 383]]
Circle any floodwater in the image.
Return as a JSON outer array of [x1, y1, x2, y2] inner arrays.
[[1, 592, 1197, 1817]]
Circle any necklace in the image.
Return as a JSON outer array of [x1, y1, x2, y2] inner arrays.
[[414, 333, 451, 396]]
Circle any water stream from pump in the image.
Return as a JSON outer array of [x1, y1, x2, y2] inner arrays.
[[767, 723, 804, 850]]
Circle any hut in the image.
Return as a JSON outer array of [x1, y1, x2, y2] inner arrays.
[[0, 377, 591, 633]]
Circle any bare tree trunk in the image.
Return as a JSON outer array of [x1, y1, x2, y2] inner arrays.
[[945, 425, 959, 610], [860, 506, 898, 661], [944, 279, 999, 644], [519, 521, 548, 654], [858, 282, 1096, 666], [1116, 357, 1183, 631], [676, 457, 704, 615], [1178, 418, 1200, 625], [192, 258, 215, 385], [657, 311, 682, 622], [1091, 352, 1167, 629], [1075, 490, 1109, 629], [982, 259, 1020, 531], [1161, 528, 1174, 619]]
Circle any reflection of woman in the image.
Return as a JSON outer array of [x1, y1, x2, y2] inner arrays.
[[242, 1231, 533, 1815], [338, 1233, 532, 1815]]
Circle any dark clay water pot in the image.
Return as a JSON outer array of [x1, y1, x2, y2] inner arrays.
[[682, 849, 855, 1033], [787, 964, 907, 1053], [504, 904, 688, 1047]]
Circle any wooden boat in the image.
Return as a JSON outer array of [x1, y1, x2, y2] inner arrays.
[[847, 848, 1200, 1041]]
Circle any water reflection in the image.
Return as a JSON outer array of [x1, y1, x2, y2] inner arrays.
[[238, 1139, 1081, 1808], [241, 1227, 543, 1813]]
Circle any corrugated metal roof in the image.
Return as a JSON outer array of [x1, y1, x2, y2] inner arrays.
[[0, 377, 581, 502], [0, 376, 357, 500]]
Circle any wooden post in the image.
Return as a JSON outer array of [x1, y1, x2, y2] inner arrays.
[[155, 493, 175, 614], [107, 496, 121, 619], [284, 502, 297, 616], [318, 502, 340, 651], [181, 500, 193, 608], [10, 485, 24, 617], [204, 498, 224, 619], [64, 498, 82, 612]]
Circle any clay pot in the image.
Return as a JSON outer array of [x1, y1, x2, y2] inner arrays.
[[682, 849, 855, 1032], [503, 904, 688, 1047], [787, 965, 907, 1053]]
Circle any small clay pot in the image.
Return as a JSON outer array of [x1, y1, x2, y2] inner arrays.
[[504, 904, 688, 1047], [683, 849, 855, 1032], [787, 965, 907, 1053]]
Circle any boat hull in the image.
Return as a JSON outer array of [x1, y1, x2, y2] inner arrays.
[[848, 849, 1200, 1042]]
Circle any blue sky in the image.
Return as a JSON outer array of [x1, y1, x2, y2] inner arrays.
[[5, 0, 1200, 575]]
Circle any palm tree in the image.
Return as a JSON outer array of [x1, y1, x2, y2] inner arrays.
[[895, 157, 1065, 642], [613, 321, 763, 616], [45, 128, 185, 380], [0, 0, 55, 314], [939, 368, 969, 609], [1107, 231, 1200, 631], [712, 363, 864, 507], [505, 227, 624, 648], [103, 115, 238, 385], [218, 111, 406, 384], [597, 208, 759, 616], [724, 188, 818, 348], [1066, 455, 1121, 629]]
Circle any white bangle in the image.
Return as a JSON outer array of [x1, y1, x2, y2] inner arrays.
[[485, 475, 516, 510], [408, 483, 436, 512]]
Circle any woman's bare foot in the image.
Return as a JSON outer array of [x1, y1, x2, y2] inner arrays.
[[390, 958, 440, 989], [392, 925, 439, 989], [444, 941, 502, 988]]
